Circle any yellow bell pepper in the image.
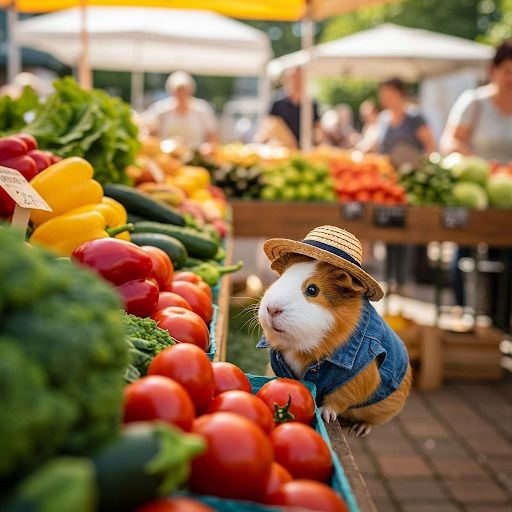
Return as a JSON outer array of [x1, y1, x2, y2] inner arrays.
[[71, 199, 131, 241], [174, 165, 210, 196], [30, 157, 104, 226], [29, 208, 133, 256]]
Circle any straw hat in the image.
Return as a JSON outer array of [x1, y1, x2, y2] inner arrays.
[[263, 225, 384, 301]]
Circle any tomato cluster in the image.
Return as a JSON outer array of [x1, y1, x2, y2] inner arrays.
[[331, 163, 406, 205], [134, 247, 214, 352], [124, 346, 349, 512]]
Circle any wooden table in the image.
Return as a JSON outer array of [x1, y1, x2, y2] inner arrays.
[[232, 201, 512, 247]]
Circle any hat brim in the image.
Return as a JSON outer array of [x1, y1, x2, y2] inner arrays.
[[263, 237, 384, 302]]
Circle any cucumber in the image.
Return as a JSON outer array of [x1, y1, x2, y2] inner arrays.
[[130, 233, 187, 268], [103, 184, 185, 226], [134, 221, 219, 259], [127, 212, 151, 224], [92, 423, 204, 512]]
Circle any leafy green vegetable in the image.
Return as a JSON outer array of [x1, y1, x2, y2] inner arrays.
[[9, 77, 139, 186], [0, 86, 39, 134], [1, 457, 96, 512], [0, 228, 128, 481], [123, 313, 176, 376]]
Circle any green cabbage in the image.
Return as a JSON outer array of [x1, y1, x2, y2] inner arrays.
[[452, 182, 489, 209], [448, 155, 490, 185], [487, 174, 512, 207]]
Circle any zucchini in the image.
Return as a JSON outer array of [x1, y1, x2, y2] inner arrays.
[[130, 233, 187, 268], [127, 212, 151, 224], [134, 221, 219, 259], [103, 184, 185, 226], [92, 423, 204, 512]]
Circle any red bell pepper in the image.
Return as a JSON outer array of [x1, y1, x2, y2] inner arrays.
[[0, 136, 28, 161], [0, 188, 15, 218], [72, 238, 159, 317]]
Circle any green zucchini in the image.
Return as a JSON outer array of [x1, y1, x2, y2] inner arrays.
[[127, 212, 151, 224], [130, 233, 187, 269], [92, 423, 204, 512], [134, 221, 219, 259], [103, 184, 185, 226]]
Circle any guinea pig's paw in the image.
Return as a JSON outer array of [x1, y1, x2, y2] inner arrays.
[[348, 422, 372, 438], [319, 405, 338, 423]]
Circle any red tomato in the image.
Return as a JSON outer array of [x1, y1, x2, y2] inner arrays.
[[212, 361, 252, 395], [260, 462, 293, 503], [256, 378, 315, 425], [190, 412, 273, 501], [14, 133, 37, 151], [123, 375, 194, 431], [152, 307, 210, 351], [205, 390, 274, 434], [196, 280, 212, 300], [1, 155, 38, 181], [148, 344, 215, 414], [141, 246, 173, 289], [0, 136, 28, 161], [156, 291, 192, 311], [172, 271, 202, 284], [171, 281, 213, 324], [270, 423, 333, 482], [267, 480, 348, 512], [137, 497, 214, 512]]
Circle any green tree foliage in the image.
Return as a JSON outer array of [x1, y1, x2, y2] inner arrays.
[[483, 0, 512, 43]]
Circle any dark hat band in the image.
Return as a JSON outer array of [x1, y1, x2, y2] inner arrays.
[[302, 239, 362, 268]]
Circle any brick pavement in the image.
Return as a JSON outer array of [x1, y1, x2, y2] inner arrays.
[[344, 372, 512, 511]]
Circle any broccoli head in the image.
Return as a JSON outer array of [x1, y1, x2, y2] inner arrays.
[[123, 313, 176, 376], [0, 228, 128, 480]]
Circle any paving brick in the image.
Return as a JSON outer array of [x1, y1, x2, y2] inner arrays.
[[351, 452, 377, 476], [388, 477, 447, 499], [402, 420, 450, 438], [402, 501, 461, 512], [362, 476, 390, 499], [429, 457, 487, 479], [365, 436, 417, 455], [463, 435, 512, 456], [444, 479, 509, 504], [486, 457, 512, 475], [371, 496, 398, 512], [418, 438, 471, 458], [377, 454, 433, 478]]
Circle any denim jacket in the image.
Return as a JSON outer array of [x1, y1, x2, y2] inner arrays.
[[257, 298, 409, 408]]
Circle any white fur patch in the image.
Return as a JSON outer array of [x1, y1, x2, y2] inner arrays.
[[259, 261, 334, 361]]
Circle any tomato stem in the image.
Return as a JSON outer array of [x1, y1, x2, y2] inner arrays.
[[273, 393, 296, 424]]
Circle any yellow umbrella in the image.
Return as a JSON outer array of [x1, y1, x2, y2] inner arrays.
[[3, 1, 395, 20]]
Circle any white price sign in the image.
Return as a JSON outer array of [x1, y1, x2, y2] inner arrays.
[[0, 166, 52, 211]]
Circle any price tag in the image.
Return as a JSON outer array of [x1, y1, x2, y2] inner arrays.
[[442, 207, 470, 229], [373, 206, 406, 228], [0, 166, 52, 235], [341, 202, 364, 220]]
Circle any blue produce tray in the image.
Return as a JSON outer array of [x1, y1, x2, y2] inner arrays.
[[188, 374, 359, 512], [206, 304, 218, 362]]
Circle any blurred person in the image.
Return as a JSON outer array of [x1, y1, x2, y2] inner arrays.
[[440, 41, 512, 321], [321, 103, 361, 148], [440, 40, 512, 163], [377, 78, 436, 296], [144, 71, 218, 148], [356, 99, 380, 153], [378, 77, 436, 167], [254, 67, 321, 147]]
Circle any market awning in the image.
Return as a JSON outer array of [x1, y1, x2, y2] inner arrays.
[[269, 23, 494, 81], [16, 7, 272, 76], [1, 0, 397, 21]]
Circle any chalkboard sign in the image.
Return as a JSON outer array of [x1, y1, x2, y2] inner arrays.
[[442, 207, 470, 229], [341, 202, 364, 220], [373, 206, 406, 228]]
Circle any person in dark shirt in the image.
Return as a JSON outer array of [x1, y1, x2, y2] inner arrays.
[[255, 68, 321, 147]]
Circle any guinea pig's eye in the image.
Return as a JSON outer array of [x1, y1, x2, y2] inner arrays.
[[305, 284, 320, 297]]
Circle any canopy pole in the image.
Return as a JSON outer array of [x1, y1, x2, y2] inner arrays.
[[131, 71, 145, 112], [7, 2, 21, 84], [258, 67, 271, 128], [299, 15, 314, 151], [78, 0, 92, 89]]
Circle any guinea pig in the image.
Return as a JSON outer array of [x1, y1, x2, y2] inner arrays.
[[257, 226, 412, 438]]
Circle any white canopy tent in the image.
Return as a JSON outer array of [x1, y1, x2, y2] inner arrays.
[[269, 23, 494, 81], [16, 7, 272, 109]]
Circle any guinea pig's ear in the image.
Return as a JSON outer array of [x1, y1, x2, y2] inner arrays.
[[333, 269, 365, 296]]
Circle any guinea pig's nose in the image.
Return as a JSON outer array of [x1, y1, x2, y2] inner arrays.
[[267, 306, 283, 318]]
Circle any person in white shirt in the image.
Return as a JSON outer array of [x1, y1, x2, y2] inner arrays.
[[144, 71, 218, 148]]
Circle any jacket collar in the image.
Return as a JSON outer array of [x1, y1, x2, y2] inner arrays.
[[325, 298, 372, 370]]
